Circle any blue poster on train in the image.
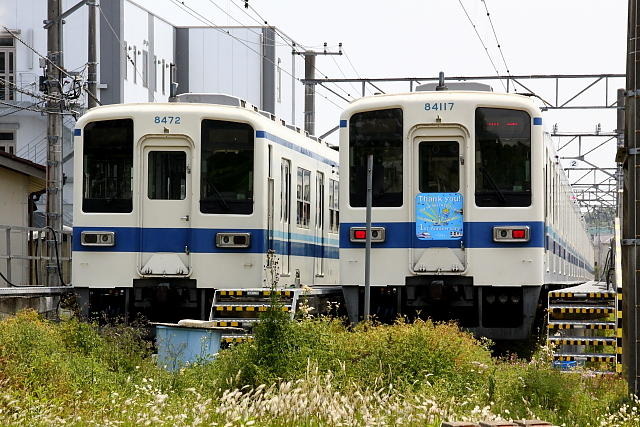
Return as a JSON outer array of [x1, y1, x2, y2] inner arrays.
[[415, 193, 464, 240]]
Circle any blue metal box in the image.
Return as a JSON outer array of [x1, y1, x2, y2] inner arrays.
[[154, 322, 236, 370]]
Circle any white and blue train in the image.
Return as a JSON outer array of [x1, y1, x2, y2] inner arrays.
[[72, 94, 339, 322], [338, 88, 594, 340]]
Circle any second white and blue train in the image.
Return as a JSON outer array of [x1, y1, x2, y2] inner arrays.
[[338, 89, 594, 340]]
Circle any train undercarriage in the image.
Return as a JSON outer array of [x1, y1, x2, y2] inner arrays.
[[75, 275, 551, 342]]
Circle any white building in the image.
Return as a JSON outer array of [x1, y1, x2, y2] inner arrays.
[[0, 0, 306, 224]]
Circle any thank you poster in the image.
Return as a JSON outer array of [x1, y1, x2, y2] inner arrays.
[[415, 193, 463, 240]]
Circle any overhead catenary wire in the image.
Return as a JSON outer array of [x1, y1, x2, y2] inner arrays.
[[341, 47, 373, 96], [331, 55, 359, 99], [480, 0, 512, 76], [456, 0, 506, 91], [226, 0, 355, 102], [201, 0, 292, 46], [169, 0, 348, 110]]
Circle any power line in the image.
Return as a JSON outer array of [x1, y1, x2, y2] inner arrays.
[[0, 100, 46, 116], [202, 0, 291, 46], [456, 0, 506, 91], [226, 0, 354, 102], [480, 0, 511, 76], [169, 0, 347, 110], [1, 26, 102, 107], [0, 77, 60, 103]]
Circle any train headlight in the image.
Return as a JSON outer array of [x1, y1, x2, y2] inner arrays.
[[349, 227, 386, 243], [81, 231, 115, 247], [492, 226, 530, 243], [216, 232, 251, 248]]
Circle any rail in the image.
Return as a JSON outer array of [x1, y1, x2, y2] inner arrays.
[[0, 224, 72, 287]]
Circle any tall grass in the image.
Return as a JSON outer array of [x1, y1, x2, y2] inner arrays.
[[0, 309, 637, 426]]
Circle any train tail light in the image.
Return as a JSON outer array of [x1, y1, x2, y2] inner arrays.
[[349, 227, 386, 243], [511, 229, 526, 239], [81, 231, 115, 247], [492, 226, 530, 243], [216, 232, 251, 248]]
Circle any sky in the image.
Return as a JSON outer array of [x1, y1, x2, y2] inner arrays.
[[138, 0, 628, 193]]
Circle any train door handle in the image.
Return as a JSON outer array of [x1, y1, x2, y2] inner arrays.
[[180, 215, 190, 221]]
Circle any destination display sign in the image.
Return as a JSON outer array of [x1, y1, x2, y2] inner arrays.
[[415, 193, 463, 240]]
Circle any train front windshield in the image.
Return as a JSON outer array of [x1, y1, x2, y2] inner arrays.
[[200, 120, 254, 214], [348, 108, 403, 207], [82, 119, 134, 213], [475, 108, 531, 207]]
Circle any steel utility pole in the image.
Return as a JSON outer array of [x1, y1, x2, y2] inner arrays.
[[87, 0, 97, 109], [294, 43, 342, 135], [622, 0, 640, 395], [364, 154, 373, 321], [46, 0, 64, 286]]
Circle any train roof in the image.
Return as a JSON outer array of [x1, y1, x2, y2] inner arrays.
[[341, 90, 541, 116], [78, 98, 338, 153]]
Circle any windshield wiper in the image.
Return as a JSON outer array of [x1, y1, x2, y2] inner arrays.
[[208, 183, 231, 212], [480, 166, 507, 204]]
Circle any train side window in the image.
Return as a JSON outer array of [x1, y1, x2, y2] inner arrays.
[[418, 141, 459, 193], [349, 108, 403, 207], [200, 120, 254, 214], [475, 108, 531, 207], [82, 119, 134, 213], [296, 167, 311, 228], [329, 179, 339, 233], [316, 172, 324, 230]]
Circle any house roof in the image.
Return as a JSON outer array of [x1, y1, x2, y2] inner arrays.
[[0, 151, 46, 193]]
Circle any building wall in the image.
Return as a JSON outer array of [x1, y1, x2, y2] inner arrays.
[[122, 1, 174, 104], [184, 27, 263, 108], [0, 168, 31, 286], [274, 34, 305, 127]]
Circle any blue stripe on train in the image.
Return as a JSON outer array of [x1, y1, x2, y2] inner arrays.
[[339, 221, 545, 249], [72, 227, 339, 259], [255, 130, 338, 167]]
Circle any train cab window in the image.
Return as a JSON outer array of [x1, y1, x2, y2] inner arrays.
[[148, 151, 186, 200], [418, 141, 459, 193], [475, 108, 531, 207], [349, 108, 403, 207], [200, 120, 254, 214], [82, 119, 133, 213]]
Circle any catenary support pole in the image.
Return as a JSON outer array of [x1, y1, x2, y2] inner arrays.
[[364, 154, 373, 321], [46, 0, 64, 286], [87, 0, 97, 108], [304, 54, 315, 135], [623, 0, 639, 395]]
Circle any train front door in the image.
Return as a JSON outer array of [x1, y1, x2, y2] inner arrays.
[[411, 133, 466, 273], [138, 137, 193, 276]]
